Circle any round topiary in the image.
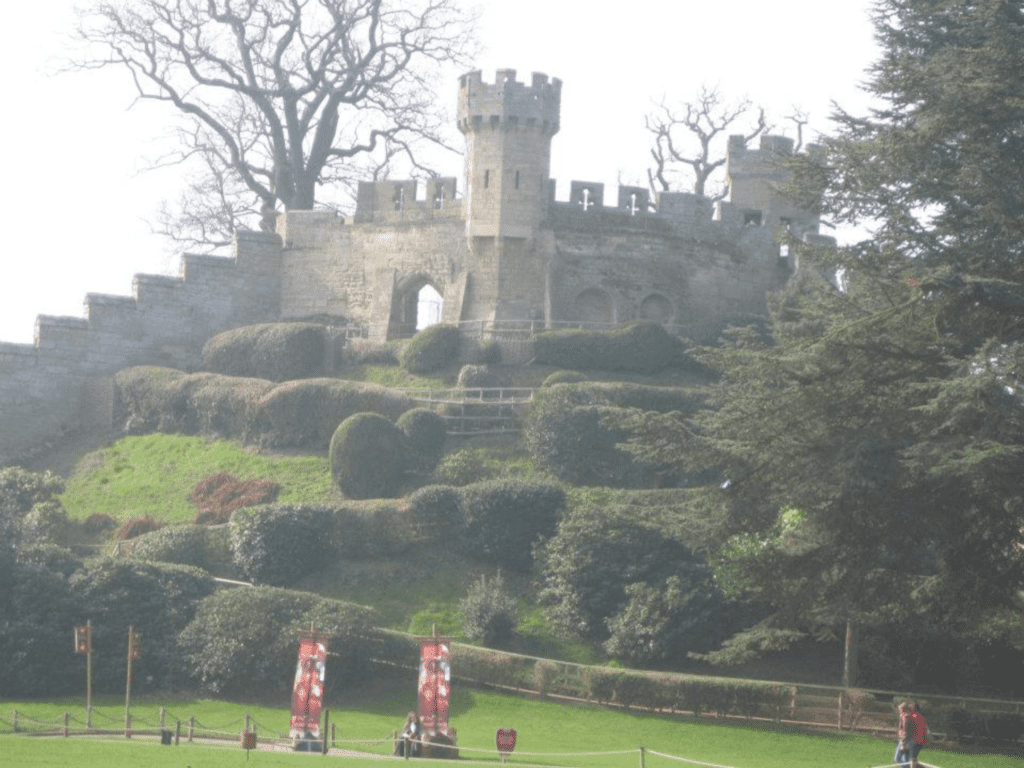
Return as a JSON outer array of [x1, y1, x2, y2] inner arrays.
[[456, 364, 495, 389], [541, 370, 589, 387], [396, 408, 447, 472], [329, 413, 408, 499], [400, 324, 461, 374]]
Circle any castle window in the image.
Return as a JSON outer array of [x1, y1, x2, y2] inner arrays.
[[743, 211, 762, 226], [515, 170, 520, 190], [484, 170, 490, 189], [394, 187, 405, 211], [627, 193, 640, 216], [580, 188, 595, 212]]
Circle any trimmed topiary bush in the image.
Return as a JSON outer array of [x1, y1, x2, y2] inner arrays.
[[475, 340, 502, 365], [400, 324, 461, 374], [329, 413, 409, 499], [407, 485, 464, 536], [396, 408, 447, 472], [202, 322, 327, 381], [229, 505, 336, 586], [458, 479, 565, 572], [128, 524, 212, 570], [456, 364, 495, 389], [533, 321, 688, 374], [430, 449, 490, 486]]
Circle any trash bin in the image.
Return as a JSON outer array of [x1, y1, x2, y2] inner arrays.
[[160, 729, 173, 746]]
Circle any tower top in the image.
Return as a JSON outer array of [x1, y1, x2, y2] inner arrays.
[[458, 69, 561, 136]]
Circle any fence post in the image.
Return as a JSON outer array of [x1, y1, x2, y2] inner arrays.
[[188, 716, 195, 742], [160, 707, 165, 730], [12, 710, 16, 733], [322, 710, 329, 755], [175, 720, 181, 746], [64, 712, 69, 737], [639, 745, 646, 768], [838, 691, 844, 730]]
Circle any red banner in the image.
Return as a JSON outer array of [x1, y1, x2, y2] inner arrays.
[[417, 639, 451, 735], [290, 634, 328, 740]]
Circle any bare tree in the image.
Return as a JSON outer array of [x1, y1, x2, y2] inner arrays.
[[645, 86, 768, 201], [72, 0, 477, 247]]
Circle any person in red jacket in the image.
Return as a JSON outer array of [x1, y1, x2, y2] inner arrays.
[[908, 703, 928, 768]]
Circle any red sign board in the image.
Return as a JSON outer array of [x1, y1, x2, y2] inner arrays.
[[496, 728, 517, 753], [290, 635, 328, 740], [417, 639, 451, 735]]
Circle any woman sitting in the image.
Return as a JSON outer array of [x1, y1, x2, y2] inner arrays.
[[394, 711, 422, 757]]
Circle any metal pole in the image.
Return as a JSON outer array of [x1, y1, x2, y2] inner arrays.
[[124, 625, 134, 739], [86, 620, 92, 729]]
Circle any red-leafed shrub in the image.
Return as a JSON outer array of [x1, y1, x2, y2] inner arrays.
[[190, 473, 281, 525]]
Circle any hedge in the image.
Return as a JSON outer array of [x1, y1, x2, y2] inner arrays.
[[202, 322, 327, 381], [396, 408, 447, 473], [229, 505, 337, 586], [533, 321, 689, 374], [401, 324, 461, 374], [114, 367, 414, 449], [329, 413, 409, 499]]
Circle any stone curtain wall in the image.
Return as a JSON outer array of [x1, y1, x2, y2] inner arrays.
[[0, 232, 281, 465]]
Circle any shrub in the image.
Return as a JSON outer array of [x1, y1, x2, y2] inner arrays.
[[115, 514, 165, 541], [475, 340, 502, 365], [0, 467, 64, 512], [82, 513, 117, 534], [16, 542, 83, 577], [178, 586, 377, 697], [541, 370, 588, 387], [401, 324, 461, 374], [431, 449, 490, 486], [460, 572, 519, 646], [128, 524, 212, 570], [456, 364, 495, 389], [396, 408, 447, 472], [202, 322, 327, 381], [533, 321, 688, 374], [69, 559, 216, 693], [230, 505, 336, 586], [458, 479, 565, 572], [329, 413, 408, 499], [190, 472, 281, 524], [252, 379, 414, 449], [20, 501, 72, 546], [407, 485, 464, 535], [342, 339, 400, 367]]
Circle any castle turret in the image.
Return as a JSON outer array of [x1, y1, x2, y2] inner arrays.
[[458, 69, 561, 239]]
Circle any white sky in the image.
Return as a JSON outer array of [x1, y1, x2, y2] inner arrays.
[[0, 0, 879, 345]]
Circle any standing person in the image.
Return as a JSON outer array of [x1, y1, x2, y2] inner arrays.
[[894, 702, 911, 767], [908, 703, 928, 768]]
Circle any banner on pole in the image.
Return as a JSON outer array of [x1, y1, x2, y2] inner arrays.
[[289, 633, 328, 740], [417, 637, 451, 735]]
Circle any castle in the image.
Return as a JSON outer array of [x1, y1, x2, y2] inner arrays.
[[0, 69, 830, 466]]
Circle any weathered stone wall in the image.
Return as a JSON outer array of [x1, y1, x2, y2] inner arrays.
[[0, 232, 281, 465]]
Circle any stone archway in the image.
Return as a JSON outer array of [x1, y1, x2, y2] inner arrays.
[[574, 288, 614, 326], [392, 274, 444, 338], [639, 293, 672, 324]]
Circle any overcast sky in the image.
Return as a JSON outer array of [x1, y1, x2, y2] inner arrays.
[[0, 0, 879, 345]]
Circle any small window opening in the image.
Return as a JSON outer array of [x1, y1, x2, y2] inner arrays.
[[743, 211, 762, 226], [580, 188, 595, 212], [515, 170, 520, 189], [393, 187, 405, 211], [484, 170, 490, 189]]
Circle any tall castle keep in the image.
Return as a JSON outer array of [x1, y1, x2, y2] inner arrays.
[[0, 69, 830, 465]]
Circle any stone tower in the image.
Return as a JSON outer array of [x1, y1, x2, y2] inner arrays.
[[458, 69, 562, 239]]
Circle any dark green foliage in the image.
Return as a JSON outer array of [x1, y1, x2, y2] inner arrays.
[[943, 708, 1024, 747], [68, 559, 216, 693], [458, 479, 565, 572], [431, 449, 490, 486], [396, 408, 447, 472], [541, 370, 588, 387], [329, 413, 408, 499], [0, 467, 64, 512], [0, 562, 80, 697], [603, 573, 734, 667], [19, 501, 72, 546], [202, 322, 327, 381], [114, 367, 414, 449], [16, 542, 83, 577], [341, 339, 400, 367], [400, 324, 461, 374], [526, 383, 702, 487], [538, 503, 711, 642], [407, 485, 464, 534], [128, 525, 213, 570], [229, 505, 336, 585], [459, 572, 519, 646], [456, 363, 495, 389], [532, 321, 688, 374], [475, 340, 502, 365], [251, 378, 414, 449], [177, 586, 377, 697]]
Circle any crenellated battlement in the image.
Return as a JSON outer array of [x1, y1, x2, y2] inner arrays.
[[458, 69, 561, 136], [353, 177, 460, 224]]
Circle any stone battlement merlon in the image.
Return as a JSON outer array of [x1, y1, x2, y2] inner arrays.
[[458, 69, 561, 136]]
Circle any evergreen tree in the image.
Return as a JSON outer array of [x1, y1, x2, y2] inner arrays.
[[618, 0, 1024, 671]]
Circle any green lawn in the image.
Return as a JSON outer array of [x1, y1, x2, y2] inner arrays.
[[1, 689, 1018, 768]]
